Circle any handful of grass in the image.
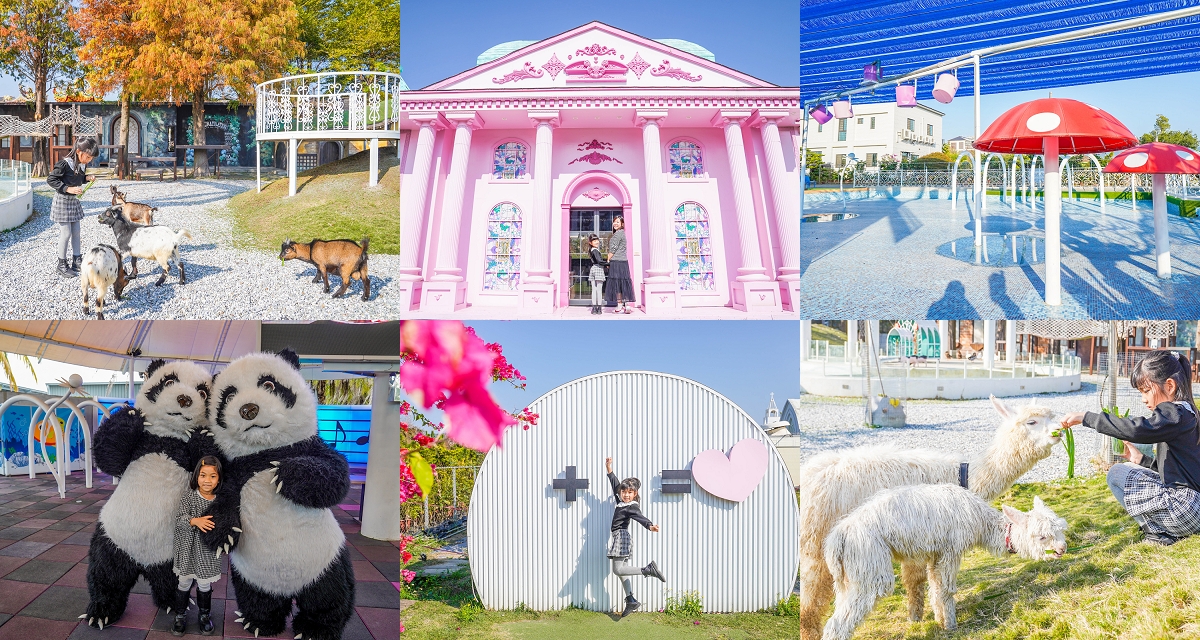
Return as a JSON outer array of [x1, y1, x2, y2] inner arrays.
[[1049, 427, 1077, 478], [77, 176, 96, 199]]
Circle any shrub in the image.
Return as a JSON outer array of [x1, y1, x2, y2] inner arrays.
[[773, 594, 801, 617], [664, 589, 704, 617], [454, 601, 483, 623]]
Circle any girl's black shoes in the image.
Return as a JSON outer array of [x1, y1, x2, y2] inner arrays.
[[197, 589, 214, 635], [642, 561, 666, 582], [71, 254, 82, 273], [170, 587, 190, 636], [56, 258, 75, 278], [621, 595, 640, 616]]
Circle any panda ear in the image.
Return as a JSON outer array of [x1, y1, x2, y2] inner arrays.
[[145, 359, 166, 378], [276, 348, 301, 371]]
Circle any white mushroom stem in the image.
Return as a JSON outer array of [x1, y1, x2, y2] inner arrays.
[[1044, 136, 1062, 306], [1153, 172, 1171, 278]]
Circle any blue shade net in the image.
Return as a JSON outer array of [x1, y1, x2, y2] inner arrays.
[[801, 0, 1200, 105]]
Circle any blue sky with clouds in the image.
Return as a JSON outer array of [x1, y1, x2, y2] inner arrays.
[[399, 0, 800, 89]]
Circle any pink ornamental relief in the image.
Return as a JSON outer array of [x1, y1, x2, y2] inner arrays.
[[649, 59, 702, 82], [576, 43, 618, 57], [568, 140, 622, 165], [581, 187, 611, 201], [541, 53, 565, 80], [627, 53, 650, 78], [492, 61, 545, 85]]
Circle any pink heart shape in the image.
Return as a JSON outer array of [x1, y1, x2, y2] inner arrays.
[[433, 294, 443, 301], [690, 439, 768, 502]]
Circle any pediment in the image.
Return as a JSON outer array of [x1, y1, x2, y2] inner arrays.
[[425, 22, 776, 91]]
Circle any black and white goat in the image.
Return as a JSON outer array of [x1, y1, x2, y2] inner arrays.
[[97, 206, 192, 287], [81, 245, 129, 319]]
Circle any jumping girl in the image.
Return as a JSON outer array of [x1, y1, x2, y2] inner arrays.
[[46, 137, 98, 278], [171, 456, 223, 635], [587, 234, 608, 315], [1060, 350, 1200, 545], [605, 216, 635, 313], [605, 456, 665, 616]]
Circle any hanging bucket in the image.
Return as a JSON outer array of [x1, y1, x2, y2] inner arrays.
[[862, 63, 881, 83], [932, 73, 959, 104], [896, 84, 917, 107], [831, 100, 853, 119], [809, 104, 833, 125]]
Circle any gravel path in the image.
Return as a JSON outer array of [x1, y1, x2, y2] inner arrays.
[[0, 178, 397, 320], [794, 379, 1142, 484]]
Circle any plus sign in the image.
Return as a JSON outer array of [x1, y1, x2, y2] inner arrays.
[[552, 466, 589, 502]]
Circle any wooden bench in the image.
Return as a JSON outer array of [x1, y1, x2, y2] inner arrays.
[[128, 156, 178, 181]]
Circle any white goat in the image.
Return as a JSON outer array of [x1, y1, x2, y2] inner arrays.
[[797, 396, 1059, 639], [97, 205, 191, 286], [80, 245, 128, 320], [822, 486, 1067, 640]]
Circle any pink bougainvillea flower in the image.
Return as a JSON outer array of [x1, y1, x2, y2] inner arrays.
[[441, 382, 518, 451], [401, 569, 416, 583], [400, 462, 420, 503]]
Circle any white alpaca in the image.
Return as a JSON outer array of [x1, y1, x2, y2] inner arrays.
[[822, 486, 1067, 640], [797, 396, 1059, 639]]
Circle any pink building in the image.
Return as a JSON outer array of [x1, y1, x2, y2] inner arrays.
[[399, 22, 801, 316]]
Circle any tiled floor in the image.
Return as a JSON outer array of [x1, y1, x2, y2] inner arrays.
[[0, 473, 399, 640], [801, 191, 1200, 318]]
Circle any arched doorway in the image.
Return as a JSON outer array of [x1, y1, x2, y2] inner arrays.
[[559, 172, 634, 308], [274, 142, 287, 169], [108, 117, 142, 156], [319, 141, 341, 165]]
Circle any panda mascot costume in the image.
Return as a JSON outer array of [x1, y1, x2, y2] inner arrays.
[[84, 358, 217, 629], [201, 348, 355, 640]]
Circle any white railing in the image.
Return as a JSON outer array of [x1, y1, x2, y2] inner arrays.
[[0, 159, 32, 201], [806, 343, 1082, 380], [257, 71, 403, 135]]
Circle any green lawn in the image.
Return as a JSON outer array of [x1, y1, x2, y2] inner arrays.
[[224, 148, 398, 254], [848, 475, 1200, 639], [401, 566, 800, 639]]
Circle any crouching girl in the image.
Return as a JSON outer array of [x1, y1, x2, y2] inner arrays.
[[1060, 350, 1200, 545], [171, 456, 224, 635], [605, 457, 665, 616]]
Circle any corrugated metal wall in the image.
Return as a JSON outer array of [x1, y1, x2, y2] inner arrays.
[[468, 371, 799, 613]]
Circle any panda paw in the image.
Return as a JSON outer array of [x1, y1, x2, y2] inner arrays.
[[80, 605, 112, 630]]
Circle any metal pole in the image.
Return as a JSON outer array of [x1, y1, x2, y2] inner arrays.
[[973, 54, 983, 247]]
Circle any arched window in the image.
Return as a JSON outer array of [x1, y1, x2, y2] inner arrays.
[[109, 116, 142, 156], [493, 142, 528, 179], [674, 202, 715, 291], [484, 203, 522, 291], [668, 139, 704, 178]]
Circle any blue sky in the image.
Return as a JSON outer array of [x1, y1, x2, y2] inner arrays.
[[936, 71, 1200, 141], [400, 321, 800, 430], [399, 0, 800, 89]]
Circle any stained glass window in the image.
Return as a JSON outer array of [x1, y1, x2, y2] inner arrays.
[[493, 142, 527, 179], [484, 203, 521, 291], [674, 203, 715, 291], [669, 140, 703, 178]]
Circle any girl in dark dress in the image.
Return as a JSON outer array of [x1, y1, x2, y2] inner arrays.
[[605, 216, 635, 313], [46, 137, 98, 277], [171, 456, 223, 635], [587, 234, 608, 315], [1060, 350, 1200, 545], [605, 456, 665, 616]]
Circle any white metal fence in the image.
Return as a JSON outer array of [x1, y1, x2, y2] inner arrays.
[[0, 159, 32, 200]]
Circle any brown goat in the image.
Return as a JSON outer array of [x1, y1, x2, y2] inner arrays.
[[109, 186, 156, 224], [279, 237, 370, 301]]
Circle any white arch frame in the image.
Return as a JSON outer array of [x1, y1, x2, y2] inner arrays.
[[1011, 154, 1026, 212], [1086, 153, 1106, 214], [0, 394, 99, 498], [1028, 155, 1045, 211], [981, 152, 1009, 213], [951, 151, 977, 211]]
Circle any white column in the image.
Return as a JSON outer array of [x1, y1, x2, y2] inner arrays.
[[519, 111, 559, 311], [361, 373, 400, 541], [868, 321, 881, 361], [421, 112, 482, 312], [256, 141, 261, 192], [1044, 137, 1062, 305], [288, 138, 298, 197], [636, 110, 679, 313], [973, 55, 983, 247], [846, 320, 859, 366], [800, 320, 811, 362], [369, 137, 380, 187], [938, 320, 950, 360], [1004, 320, 1016, 365], [1153, 173, 1171, 278], [983, 319, 996, 369], [399, 115, 443, 309], [752, 110, 800, 310], [713, 109, 780, 312]]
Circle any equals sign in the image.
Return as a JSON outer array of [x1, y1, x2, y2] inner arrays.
[[661, 469, 692, 494]]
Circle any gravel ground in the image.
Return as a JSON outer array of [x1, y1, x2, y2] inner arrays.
[[794, 378, 1143, 484], [0, 178, 397, 320]]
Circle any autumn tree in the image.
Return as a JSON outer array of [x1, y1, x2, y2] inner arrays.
[[127, 0, 300, 175], [0, 0, 81, 176], [73, 0, 150, 165], [294, 0, 398, 72]]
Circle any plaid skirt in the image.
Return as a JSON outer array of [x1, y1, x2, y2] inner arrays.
[[1123, 466, 1200, 541], [50, 193, 85, 223], [589, 264, 606, 283], [606, 528, 632, 558]]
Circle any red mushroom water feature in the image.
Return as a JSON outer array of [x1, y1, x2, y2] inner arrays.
[[975, 98, 1137, 306], [1104, 142, 1200, 278]]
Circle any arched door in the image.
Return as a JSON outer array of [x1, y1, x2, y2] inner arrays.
[[319, 141, 340, 165], [108, 117, 142, 156], [275, 142, 287, 169], [567, 209, 621, 306]]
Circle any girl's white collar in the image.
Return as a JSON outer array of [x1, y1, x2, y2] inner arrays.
[[616, 500, 638, 508]]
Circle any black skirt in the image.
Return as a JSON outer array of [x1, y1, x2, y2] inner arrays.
[[604, 260, 635, 304]]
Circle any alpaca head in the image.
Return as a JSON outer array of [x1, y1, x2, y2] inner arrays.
[[990, 395, 1060, 454], [1001, 496, 1068, 559]]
